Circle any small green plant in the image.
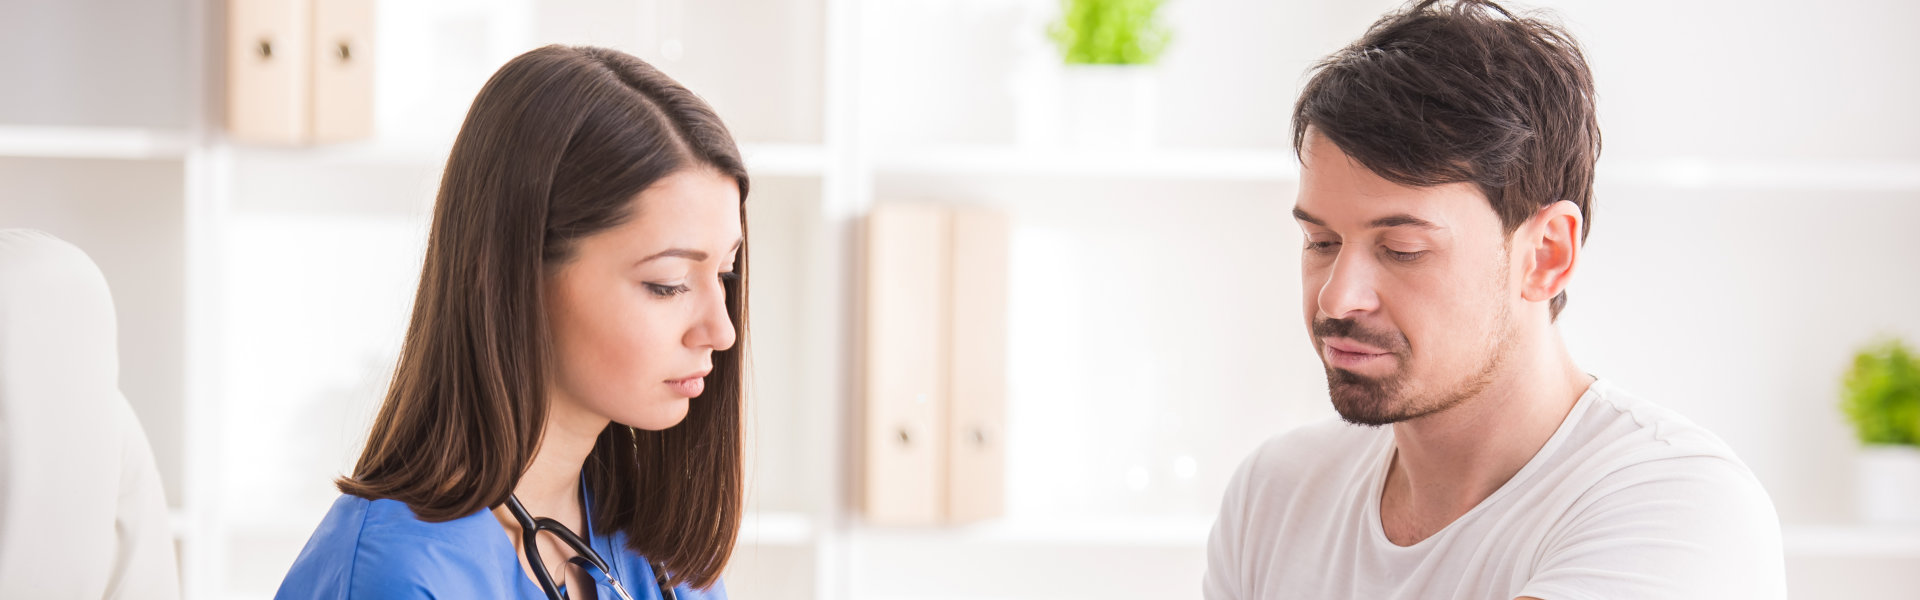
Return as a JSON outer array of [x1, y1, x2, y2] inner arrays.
[[1047, 0, 1172, 65], [1841, 338, 1920, 446]]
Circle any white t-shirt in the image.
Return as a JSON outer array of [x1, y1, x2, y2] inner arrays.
[[1203, 378, 1786, 600]]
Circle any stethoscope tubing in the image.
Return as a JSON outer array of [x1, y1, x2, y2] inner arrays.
[[506, 494, 661, 600]]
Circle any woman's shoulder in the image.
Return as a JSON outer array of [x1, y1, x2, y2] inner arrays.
[[677, 578, 729, 600], [274, 494, 519, 599], [352, 494, 507, 545]]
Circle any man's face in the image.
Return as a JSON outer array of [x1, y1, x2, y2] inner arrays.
[[1294, 131, 1520, 426]]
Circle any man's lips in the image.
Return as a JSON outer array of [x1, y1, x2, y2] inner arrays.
[[1322, 337, 1395, 371], [1322, 337, 1389, 356]]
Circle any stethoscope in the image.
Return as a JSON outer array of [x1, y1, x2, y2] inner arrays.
[[505, 495, 678, 600]]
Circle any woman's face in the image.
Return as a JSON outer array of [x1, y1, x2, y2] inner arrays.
[[545, 168, 742, 432]]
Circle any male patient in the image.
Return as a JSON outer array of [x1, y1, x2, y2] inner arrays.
[[1203, 1, 1786, 598]]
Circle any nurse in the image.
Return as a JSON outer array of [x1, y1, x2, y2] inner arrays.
[[274, 45, 748, 599]]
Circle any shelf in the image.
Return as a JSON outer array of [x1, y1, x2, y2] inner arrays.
[[1783, 524, 1920, 558], [1599, 158, 1920, 191], [739, 510, 818, 546], [867, 146, 1920, 191], [842, 518, 1920, 558], [228, 138, 453, 167], [0, 125, 192, 160], [873, 145, 1299, 181], [852, 514, 1215, 547], [225, 139, 829, 178], [872, 147, 1920, 190]]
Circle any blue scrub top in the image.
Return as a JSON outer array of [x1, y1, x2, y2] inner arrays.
[[273, 488, 726, 600]]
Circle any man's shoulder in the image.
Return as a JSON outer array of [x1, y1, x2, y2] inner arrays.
[[1543, 379, 1777, 530], [1519, 382, 1786, 599], [1569, 379, 1754, 471]]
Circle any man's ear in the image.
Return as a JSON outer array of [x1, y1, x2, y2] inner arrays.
[[1521, 200, 1582, 304]]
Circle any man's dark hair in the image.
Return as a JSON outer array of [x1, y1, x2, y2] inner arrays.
[[1293, 0, 1599, 319]]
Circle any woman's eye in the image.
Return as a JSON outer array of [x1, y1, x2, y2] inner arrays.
[[1384, 248, 1427, 263], [644, 282, 691, 297], [1305, 240, 1341, 254]]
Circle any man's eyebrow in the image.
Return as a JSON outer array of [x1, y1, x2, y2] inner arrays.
[[1367, 214, 1441, 230], [1292, 207, 1440, 231], [1291, 207, 1324, 225], [638, 238, 744, 265]]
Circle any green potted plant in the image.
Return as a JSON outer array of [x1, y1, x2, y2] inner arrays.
[[1035, 0, 1172, 149], [1840, 337, 1920, 525], [1049, 0, 1171, 66]]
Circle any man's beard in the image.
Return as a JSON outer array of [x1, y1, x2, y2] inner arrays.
[[1315, 303, 1512, 427]]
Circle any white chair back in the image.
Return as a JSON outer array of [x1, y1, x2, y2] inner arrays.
[[0, 229, 180, 599]]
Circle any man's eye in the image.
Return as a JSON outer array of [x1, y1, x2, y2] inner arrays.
[[1384, 248, 1427, 263], [1305, 240, 1341, 254]]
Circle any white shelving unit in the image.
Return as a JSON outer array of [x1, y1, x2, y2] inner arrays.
[[1784, 525, 1920, 558], [0, 125, 194, 160], [1597, 157, 1920, 192], [873, 145, 1299, 181], [213, 139, 828, 174], [6, 0, 1920, 599]]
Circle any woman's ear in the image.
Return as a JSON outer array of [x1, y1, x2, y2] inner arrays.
[[1521, 200, 1582, 304]]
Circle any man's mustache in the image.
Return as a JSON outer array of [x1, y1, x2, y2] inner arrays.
[[1312, 317, 1408, 354]]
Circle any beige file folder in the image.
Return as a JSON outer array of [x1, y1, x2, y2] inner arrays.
[[227, 0, 311, 143], [863, 204, 1010, 525], [946, 208, 1007, 523], [309, 0, 375, 142], [863, 204, 952, 526]]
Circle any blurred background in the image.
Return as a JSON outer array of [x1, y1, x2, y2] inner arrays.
[[2, 0, 1917, 598]]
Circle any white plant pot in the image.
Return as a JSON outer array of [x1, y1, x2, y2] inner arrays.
[[1010, 63, 1162, 150], [1857, 445, 1920, 525], [1057, 65, 1159, 150]]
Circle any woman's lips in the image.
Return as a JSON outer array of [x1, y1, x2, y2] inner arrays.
[[667, 372, 708, 398]]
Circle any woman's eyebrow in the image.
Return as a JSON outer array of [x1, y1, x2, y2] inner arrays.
[[638, 238, 744, 265], [639, 248, 707, 264]]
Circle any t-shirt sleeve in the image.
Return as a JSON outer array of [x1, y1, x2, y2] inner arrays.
[[1203, 442, 1266, 600], [1516, 455, 1787, 600]]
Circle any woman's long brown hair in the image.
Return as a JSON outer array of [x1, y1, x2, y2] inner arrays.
[[337, 45, 747, 589]]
